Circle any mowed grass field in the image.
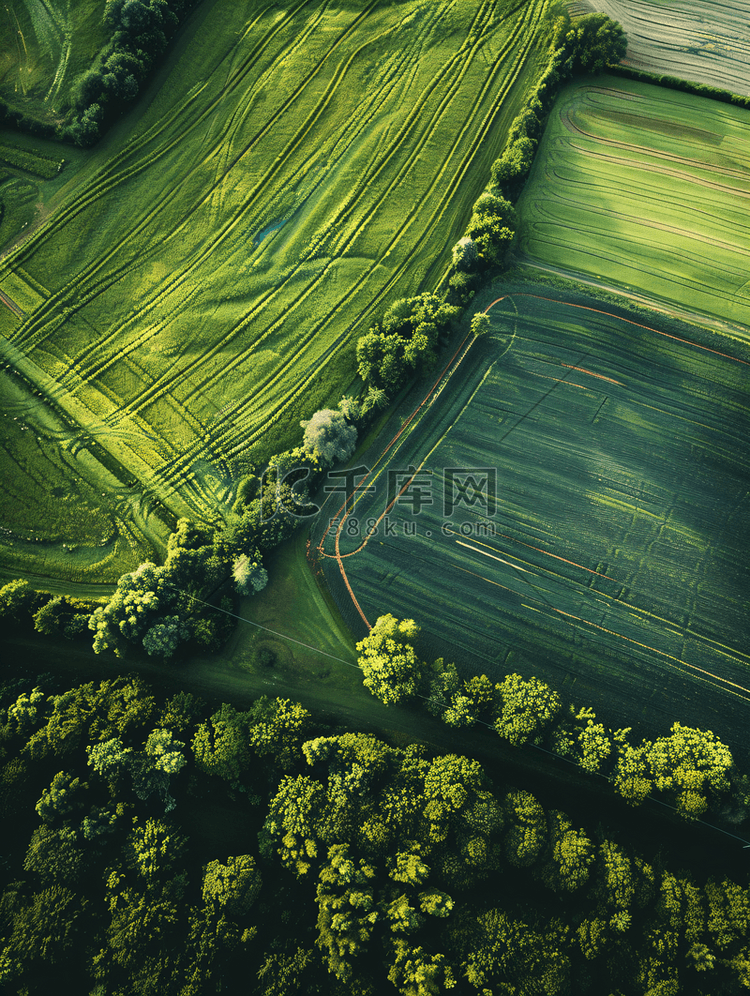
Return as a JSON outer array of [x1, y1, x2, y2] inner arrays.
[[517, 78, 750, 330], [581, 0, 750, 95], [317, 290, 750, 739], [0, 0, 556, 582]]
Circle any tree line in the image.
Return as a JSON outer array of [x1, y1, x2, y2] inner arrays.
[[1, 671, 749, 995], [0, 391, 385, 660], [355, 614, 745, 822]]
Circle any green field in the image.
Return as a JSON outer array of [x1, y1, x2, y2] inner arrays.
[[517, 77, 750, 329], [0, 0, 107, 117], [583, 0, 750, 95], [315, 288, 750, 737], [0, 0, 557, 583]]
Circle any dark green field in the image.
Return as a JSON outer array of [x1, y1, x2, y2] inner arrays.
[[316, 288, 750, 736]]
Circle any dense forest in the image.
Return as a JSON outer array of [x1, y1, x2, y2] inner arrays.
[[1, 671, 749, 995]]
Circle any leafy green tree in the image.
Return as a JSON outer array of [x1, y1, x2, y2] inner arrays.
[[6, 686, 45, 736], [645, 723, 733, 818], [576, 916, 609, 961], [263, 774, 326, 876], [706, 877, 750, 950], [23, 825, 85, 884], [614, 743, 653, 806], [0, 578, 42, 625], [357, 614, 424, 705], [124, 816, 187, 881], [388, 939, 456, 996], [537, 811, 594, 893], [247, 696, 312, 769], [567, 12, 627, 72], [389, 850, 430, 886], [89, 561, 175, 655], [470, 312, 491, 338], [502, 790, 547, 868], [35, 771, 88, 824], [459, 907, 569, 995], [233, 551, 268, 595], [315, 844, 379, 981], [301, 409, 358, 467], [491, 136, 536, 188], [158, 690, 206, 736], [596, 840, 635, 912], [86, 737, 132, 780], [142, 614, 191, 658], [451, 236, 477, 271], [202, 855, 261, 917], [191, 703, 251, 789], [493, 673, 562, 746], [578, 719, 612, 773], [256, 947, 315, 996], [425, 659, 462, 718], [33, 594, 99, 638], [0, 886, 84, 981]]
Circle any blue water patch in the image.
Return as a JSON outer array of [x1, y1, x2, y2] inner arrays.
[[254, 219, 287, 244]]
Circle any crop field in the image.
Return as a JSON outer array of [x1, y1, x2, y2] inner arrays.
[[0, 0, 108, 115], [0, 0, 557, 582], [581, 0, 750, 95], [517, 77, 750, 330], [315, 290, 750, 738]]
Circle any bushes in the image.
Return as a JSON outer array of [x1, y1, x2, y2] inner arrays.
[[356, 294, 460, 392], [61, 0, 194, 146]]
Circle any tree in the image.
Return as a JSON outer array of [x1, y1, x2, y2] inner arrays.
[[125, 816, 187, 881], [247, 697, 312, 769], [568, 12, 627, 73], [503, 790, 547, 868], [256, 947, 315, 996], [301, 409, 358, 467], [388, 940, 456, 996], [465, 196, 516, 265], [460, 907, 569, 995], [578, 719, 612, 773], [233, 551, 268, 595], [142, 614, 191, 658], [88, 561, 175, 656], [357, 615, 424, 705], [202, 855, 261, 917], [614, 744, 653, 806], [6, 686, 45, 735], [23, 825, 85, 884], [0, 578, 42, 626], [470, 312, 490, 338], [451, 236, 477, 271], [315, 844, 379, 981], [35, 771, 88, 824], [537, 811, 594, 893], [87, 737, 132, 780], [644, 723, 733, 818], [263, 774, 326, 876], [191, 703, 251, 789], [493, 673, 562, 746]]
